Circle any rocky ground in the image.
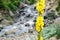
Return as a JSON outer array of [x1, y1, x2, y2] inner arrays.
[[0, 0, 60, 40]]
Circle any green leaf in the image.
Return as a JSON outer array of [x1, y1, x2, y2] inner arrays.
[[40, 24, 57, 40]]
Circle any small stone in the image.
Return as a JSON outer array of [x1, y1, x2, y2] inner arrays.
[[25, 23, 30, 27], [22, 13, 25, 16], [33, 19, 36, 22], [26, 14, 30, 18]]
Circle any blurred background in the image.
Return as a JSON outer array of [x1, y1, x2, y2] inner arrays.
[[0, 0, 60, 40]]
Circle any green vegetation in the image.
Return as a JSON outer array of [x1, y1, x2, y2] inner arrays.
[[47, 12, 56, 20], [56, 0, 60, 12], [0, 0, 36, 12], [40, 23, 60, 40], [56, 23, 60, 39], [56, 0, 60, 16], [0, 0, 21, 12]]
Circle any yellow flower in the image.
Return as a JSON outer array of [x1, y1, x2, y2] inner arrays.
[[39, 0, 45, 3], [36, 0, 45, 14], [36, 16, 44, 32], [40, 36, 43, 40], [36, 0, 45, 40]]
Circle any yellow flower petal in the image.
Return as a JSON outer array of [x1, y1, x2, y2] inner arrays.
[[39, 36, 43, 40]]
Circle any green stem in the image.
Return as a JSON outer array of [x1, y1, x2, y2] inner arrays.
[[38, 32, 40, 40]]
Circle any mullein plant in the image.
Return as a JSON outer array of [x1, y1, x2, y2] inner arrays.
[[36, 0, 45, 40]]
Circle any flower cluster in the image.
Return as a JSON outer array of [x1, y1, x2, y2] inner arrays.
[[36, 0, 45, 40], [36, 15, 44, 32], [36, 0, 45, 14], [36, 0, 45, 33]]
